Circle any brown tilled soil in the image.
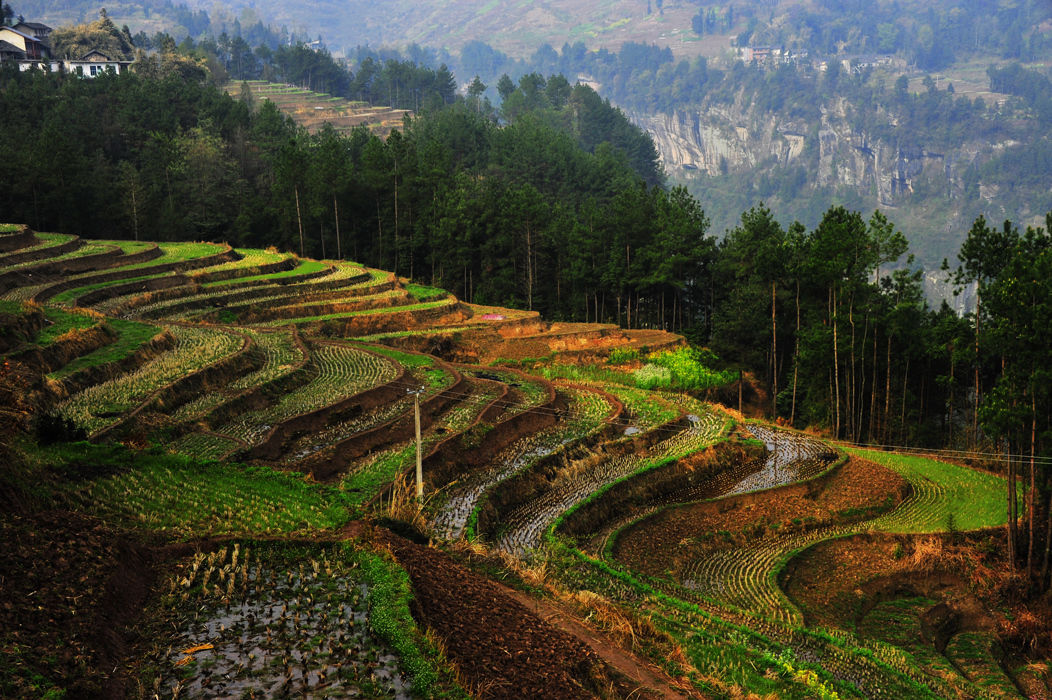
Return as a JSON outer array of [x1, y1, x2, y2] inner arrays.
[[368, 524, 691, 699], [0, 510, 157, 699], [613, 456, 909, 578], [779, 532, 1002, 632]]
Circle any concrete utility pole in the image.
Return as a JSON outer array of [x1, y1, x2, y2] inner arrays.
[[409, 387, 425, 500]]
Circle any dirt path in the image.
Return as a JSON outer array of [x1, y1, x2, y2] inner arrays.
[[363, 523, 704, 699], [499, 586, 702, 700]]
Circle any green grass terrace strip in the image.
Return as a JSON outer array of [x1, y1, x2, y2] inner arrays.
[[50, 247, 293, 307], [0, 232, 77, 262], [180, 261, 372, 314], [58, 325, 243, 434], [195, 247, 292, 276], [0, 241, 117, 273], [255, 298, 455, 327], [845, 448, 1008, 532], [77, 448, 352, 536], [202, 258, 331, 287], [48, 318, 161, 379], [39, 240, 221, 306], [36, 307, 99, 345]]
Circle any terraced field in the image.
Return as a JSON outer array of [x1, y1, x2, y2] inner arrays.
[[0, 224, 1028, 700], [623, 446, 1007, 626], [219, 342, 399, 447], [227, 81, 409, 136]]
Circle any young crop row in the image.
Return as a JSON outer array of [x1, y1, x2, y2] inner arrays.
[[495, 406, 724, 555], [256, 298, 457, 328], [280, 357, 453, 465], [83, 457, 350, 535], [53, 247, 288, 311], [124, 260, 335, 319], [462, 367, 549, 418], [847, 448, 1007, 532], [148, 543, 408, 699], [0, 231, 76, 263], [171, 327, 306, 426], [219, 343, 398, 446], [431, 386, 618, 540], [667, 445, 1007, 627], [194, 268, 388, 322], [58, 325, 243, 434], [332, 380, 497, 506], [0, 240, 117, 276], [168, 431, 243, 462]]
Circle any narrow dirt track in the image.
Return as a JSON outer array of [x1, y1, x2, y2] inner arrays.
[[499, 586, 700, 700], [358, 523, 701, 699]]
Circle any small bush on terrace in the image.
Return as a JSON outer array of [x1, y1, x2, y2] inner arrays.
[[635, 347, 735, 391]]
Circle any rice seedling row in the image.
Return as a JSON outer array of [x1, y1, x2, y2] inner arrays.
[[148, 544, 409, 699], [254, 298, 457, 328], [238, 288, 408, 325], [171, 329, 305, 427], [462, 367, 549, 417], [135, 261, 369, 321], [58, 325, 244, 434], [0, 232, 78, 265], [169, 431, 244, 461], [495, 414, 720, 555], [431, 386, 617, 540], [218, 343, 399, 446], [122, 260, 334, 319], [283, 398, 414, 465], [674, 446, 1007, 627], [201, 259, 333, 288], [846, 448, 1007, 532], [191, 247, 292, 279], [0, 241, 118, 274], [195, 269, 391, 321], [83, 456, 351, 535], [279, 360, 453, 465]]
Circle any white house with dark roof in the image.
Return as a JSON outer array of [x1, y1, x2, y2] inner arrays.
[[0, 21, 133, 76], [64, 48, 132, 76]]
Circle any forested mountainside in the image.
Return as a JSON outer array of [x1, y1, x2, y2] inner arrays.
[[15, 0, 1052, 265]]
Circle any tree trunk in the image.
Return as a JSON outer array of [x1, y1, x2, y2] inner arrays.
[[973, 295, 981, 447], [884, 334, 894, 445], [294, 186, 305, 257], [848, 291, 856, 441], [525, 221, 533, 311], [869, 329, 879, 442], [899, 357, 909, 443], [1041, 485, 1052, 590], [333, 193, 341, 259], [832, 285, 841, 439], [791, 280, 800, 426], [1007, 438, 1017, 569], [1028, 389, 1036, 580], [771, 280, 778, 418]]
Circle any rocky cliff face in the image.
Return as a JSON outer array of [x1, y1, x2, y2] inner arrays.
[[630, 103, 1007, 313], [631, 103, 1013, 210]]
